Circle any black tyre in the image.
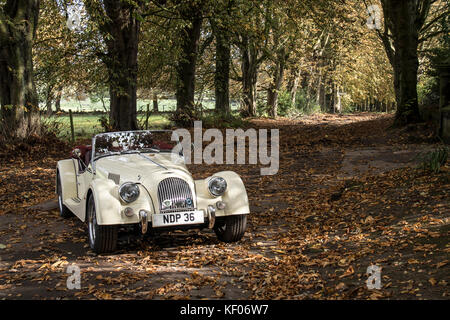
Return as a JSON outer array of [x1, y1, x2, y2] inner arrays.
[[87, 195, 118, 253], [214, 215, 247, 243], [57, 173, 73, 218]]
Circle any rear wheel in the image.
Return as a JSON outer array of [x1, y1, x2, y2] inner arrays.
[[87, 195, 118, 253], [57, 173, 72, 218], [214, 215, 247, 243]]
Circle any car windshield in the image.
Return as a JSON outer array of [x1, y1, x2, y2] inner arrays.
[[93, 130, 177, 159]]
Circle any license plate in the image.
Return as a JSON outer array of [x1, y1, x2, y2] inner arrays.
[[152, 210, 204, 228]]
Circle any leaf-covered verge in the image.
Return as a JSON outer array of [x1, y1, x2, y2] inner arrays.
[[0, 114, 448, 300]]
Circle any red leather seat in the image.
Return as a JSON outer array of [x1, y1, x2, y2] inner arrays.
[[72, 145, 92, 171], [153, 140, 173, 150]]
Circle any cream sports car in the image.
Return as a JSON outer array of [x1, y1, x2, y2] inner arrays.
[[56, 130, 250, 253]]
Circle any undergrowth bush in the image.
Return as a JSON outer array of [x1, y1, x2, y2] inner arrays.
[[276, 89, 321, 117], [416, 146, 449, 173], [199, 111, 250, 129], [0, 114, 68, 157], [98, 115, 113, 132]]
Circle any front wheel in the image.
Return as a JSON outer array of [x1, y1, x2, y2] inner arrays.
[[87, 195, 118, 253], [214, 215, 247, 243]]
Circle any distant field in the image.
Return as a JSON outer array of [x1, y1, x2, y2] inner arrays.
[[58, 98, 179, 113], [43, 113, 171, 142], [41, 98, 240, 142], [53, 98, 239, 113]]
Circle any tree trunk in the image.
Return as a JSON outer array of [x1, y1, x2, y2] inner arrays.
[[241, 37, 258, 117], [100, 96, 107, 113], [175, 15, 202, 125], [304, 69, 313, 110], [267, 52, 286, 118], [152, 93, 158, 112], [316, 72, 322, 106], [55, 89, 62, 112], [45, 96, 52, 116], [45, 84, 54, 116], [212, 22, 231, 114], [85, 0, 141, 131], [318, 81, 326, 111], [0, 0, 40, 139], [105, 1, 139, 131], [333, 84, 342, 113], [380, 0, 426, 125], [289, 68, 301, 107], [325, 83, 332, 112]]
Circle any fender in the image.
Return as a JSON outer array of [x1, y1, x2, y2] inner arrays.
[[195, 171, 250, 217], [89, 179, 155, 225]]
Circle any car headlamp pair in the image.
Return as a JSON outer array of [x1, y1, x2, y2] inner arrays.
[[120, 177, 226, 202], [119, 182, 140, 203]]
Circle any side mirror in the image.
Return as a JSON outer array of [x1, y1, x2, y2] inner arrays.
[[72, 148, 82, 158]]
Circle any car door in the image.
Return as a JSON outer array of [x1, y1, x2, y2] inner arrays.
[[76, 163, 93, 200]]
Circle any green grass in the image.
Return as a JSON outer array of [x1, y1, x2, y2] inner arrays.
[[59, 98, 181, 113], [55, 98, 239, 113], [43, 113, 172, 142], [41, 98, 241, 142]]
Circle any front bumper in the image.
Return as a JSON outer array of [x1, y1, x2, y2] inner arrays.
[[137, 207, 216, 234]]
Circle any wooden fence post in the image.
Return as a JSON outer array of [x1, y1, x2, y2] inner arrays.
[[69, 109, 75, 143], [145, 103, 150, 130]]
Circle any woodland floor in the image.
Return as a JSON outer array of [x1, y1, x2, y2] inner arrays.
[[0, 113, 448, 300]]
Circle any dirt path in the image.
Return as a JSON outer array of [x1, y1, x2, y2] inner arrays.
[[0, 114, 448, 300]]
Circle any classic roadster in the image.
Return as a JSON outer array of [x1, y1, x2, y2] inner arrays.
[[56, 130, 250, 253]]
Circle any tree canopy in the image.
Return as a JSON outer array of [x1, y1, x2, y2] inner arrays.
[[1, 0, 448, 134]]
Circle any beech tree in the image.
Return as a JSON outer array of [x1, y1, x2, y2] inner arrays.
[[233, 0, 272, 117], [377, 0, 449, 125], [174, 1, 204, 124], [85, 0, 144, 130], [0, 0, 40, 139], [210, 0, 235, 114]]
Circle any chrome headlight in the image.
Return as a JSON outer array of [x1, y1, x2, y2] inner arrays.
[[119, 182, 140, 203], [208, 176, 227, 196]]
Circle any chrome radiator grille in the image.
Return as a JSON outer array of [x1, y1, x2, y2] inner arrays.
[[157, 177, 194, 213]]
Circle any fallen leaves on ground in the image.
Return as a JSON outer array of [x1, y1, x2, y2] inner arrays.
[[0, 113, 448, 300]]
